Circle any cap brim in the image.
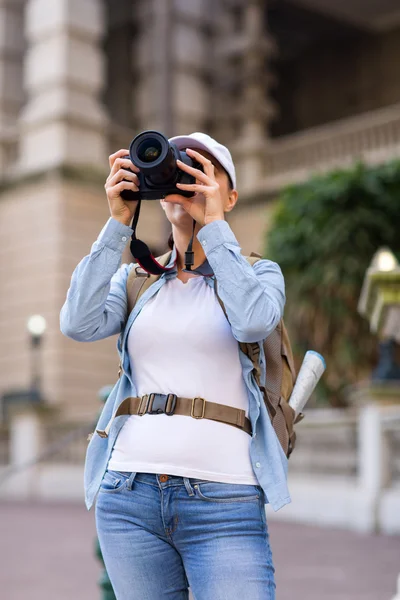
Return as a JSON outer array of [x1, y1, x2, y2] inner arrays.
[[169, 136, 212, 155]]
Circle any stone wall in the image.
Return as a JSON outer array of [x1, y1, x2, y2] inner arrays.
[[0, 175, 125, 420]]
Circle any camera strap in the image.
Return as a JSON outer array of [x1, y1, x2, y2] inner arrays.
[[129, 199, 177, 275], [183, 219, 196, 271], [130, 203, 213, 276], [182, 218, 214, 275]]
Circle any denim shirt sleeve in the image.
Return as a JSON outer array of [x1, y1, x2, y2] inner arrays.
[[197, 219, 285, 343], [60, 218, 134, 342]]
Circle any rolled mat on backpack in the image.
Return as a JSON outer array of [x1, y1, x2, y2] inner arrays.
[[288, 351, 326, 417]]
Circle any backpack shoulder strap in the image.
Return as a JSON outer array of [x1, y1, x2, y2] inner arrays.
[[214, 252, 291, 393], [212, 252, 300, 457], [214, 253, 263, 379], [126, 251, 172, 316]]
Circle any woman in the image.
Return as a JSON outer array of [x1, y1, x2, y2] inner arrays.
[[60, 132, 290, 600]]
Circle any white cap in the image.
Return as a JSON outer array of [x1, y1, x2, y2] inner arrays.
[[169, 132, 236, 189]]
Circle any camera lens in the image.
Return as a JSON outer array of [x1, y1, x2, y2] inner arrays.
[[129, 131, 178, 185], [137, 139, 162, 163]]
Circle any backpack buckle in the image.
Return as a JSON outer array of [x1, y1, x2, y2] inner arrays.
[[146, 393, 177, 416], [191, 397, 206, 419]]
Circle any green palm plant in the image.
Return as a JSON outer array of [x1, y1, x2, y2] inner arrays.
[[266, 160, 400, 406]]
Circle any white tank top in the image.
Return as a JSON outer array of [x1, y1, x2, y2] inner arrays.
[[108, 274, 258, 485]]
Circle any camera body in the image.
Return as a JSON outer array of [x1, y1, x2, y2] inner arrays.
[[120, 130, 202, 201]]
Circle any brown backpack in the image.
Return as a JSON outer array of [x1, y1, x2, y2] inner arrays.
[[125, 251, 303, 457]]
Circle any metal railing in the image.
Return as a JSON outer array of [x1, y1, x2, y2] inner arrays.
[[382, 412, 400, 485], [0, 425, 9, 465], [289, 410, 358, 478], [236, 102, 400, 195], [40, 421, 95, 464]]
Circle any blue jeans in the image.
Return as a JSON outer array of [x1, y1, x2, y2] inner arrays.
[[95, 470, 275, 599]]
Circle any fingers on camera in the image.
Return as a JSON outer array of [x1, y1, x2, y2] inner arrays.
[[116, 169, 139, 184], [106, 169, 139, 188], [113, 181, 138, 195], [108, 158, 139, 181], [109, 149, 129, 168], [116, 157, 139, 173]]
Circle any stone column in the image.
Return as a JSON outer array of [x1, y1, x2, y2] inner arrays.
[[133, 0, 212, 246], [104, 0, 135, 154], [133, 0, 173, 136], [210, 0, 239, 142], [0, 0, 24, 176], [9, 405, 43, 499], [229, 0, 278, 194], [19, 0, 108, 174], [133, 0, 211, 136], [208, 1, 279, 252]]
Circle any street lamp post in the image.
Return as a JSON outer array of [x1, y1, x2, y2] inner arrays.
[[26, 315, 47, 399], [357, 247, 400, 401], [1, 315, 47, 422]]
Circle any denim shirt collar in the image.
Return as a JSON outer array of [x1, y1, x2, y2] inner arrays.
[[162, 244, 215, 282]]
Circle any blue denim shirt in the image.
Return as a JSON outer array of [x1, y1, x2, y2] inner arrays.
[[60, 217, 291, 512]]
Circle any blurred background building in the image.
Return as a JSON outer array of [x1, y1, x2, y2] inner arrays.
[[1, 0, 400, 420], [0, 0, 399, 525]]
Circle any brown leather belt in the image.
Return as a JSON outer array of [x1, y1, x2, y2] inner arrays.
[[96, 393, 252, 438]]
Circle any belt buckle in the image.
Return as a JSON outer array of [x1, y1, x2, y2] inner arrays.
[[191, 397, 205, 419], [148, 393, 177, 415], [139, 393, 177, 416]]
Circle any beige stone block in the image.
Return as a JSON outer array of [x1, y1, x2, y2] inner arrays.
[[18, 122, 108, 171], [173, 24, 206, 66], [26, 0, 104, 43], [174, 72, 208, 117], [24, 36, 105, 93], [21, 88, 107, 127]]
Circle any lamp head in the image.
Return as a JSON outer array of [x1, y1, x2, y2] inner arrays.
[[371, 247, 398, 272], [27, 315, 47, 338]]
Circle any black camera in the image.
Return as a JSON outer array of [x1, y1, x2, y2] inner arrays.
[[120, 130, 203, 201]]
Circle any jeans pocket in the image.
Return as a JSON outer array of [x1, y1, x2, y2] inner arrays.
[[99, 470, 130, 494], [193, 481, 261, 503]]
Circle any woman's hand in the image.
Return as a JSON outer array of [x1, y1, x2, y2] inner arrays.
[[105, 149, 140, 226], [163, 148, 225, 226]]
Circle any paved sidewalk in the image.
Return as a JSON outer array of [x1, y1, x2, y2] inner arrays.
[[0, 501, 399, 600]]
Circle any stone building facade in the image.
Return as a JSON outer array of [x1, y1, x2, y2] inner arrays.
[[1, 0, 400, 419]]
